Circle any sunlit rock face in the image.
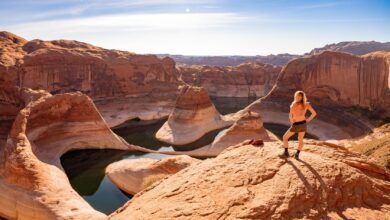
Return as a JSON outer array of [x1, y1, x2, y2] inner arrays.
[[106, 155, 200, 195], [182, 111, 277, 157], [110, 141, 390, 220], [0, 31, 181, 98], [155, 85, 233, 145], [241, 51, 390, 140], [179, 62, 281, 97], [270, 51, 390, 115], [0, 31, 184, 127], [0, 88, 142, 220]]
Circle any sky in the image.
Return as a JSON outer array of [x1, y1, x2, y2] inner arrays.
[[0, 0, 389, 55]]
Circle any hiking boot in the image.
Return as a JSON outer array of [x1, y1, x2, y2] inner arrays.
[[280, 149, 289, 157], [294, 152, 300, 160]]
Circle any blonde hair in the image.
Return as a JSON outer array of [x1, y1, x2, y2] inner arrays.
[[290, 91, 307, 108]]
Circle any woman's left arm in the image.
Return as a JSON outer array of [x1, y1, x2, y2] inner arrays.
[[306, 104, 317, 122]]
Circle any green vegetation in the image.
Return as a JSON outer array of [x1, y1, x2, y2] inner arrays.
[[351, 134, 390, 169]]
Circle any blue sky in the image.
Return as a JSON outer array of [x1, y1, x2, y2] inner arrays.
[[0, 0, 389, 55]]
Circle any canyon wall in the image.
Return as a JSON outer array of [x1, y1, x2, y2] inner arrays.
[[161, 53, 299, 66], [268, 51, 390, 117], [0, 31, 182, 99], [179, 62, 281, 97]]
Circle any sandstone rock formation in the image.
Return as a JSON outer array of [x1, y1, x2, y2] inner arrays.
[[0, 31, 183, 127], [110, 141, 390, 220], [0, 89, 143, 220], [155, 85, 233, 145], [270, 51, 390, 115], [241, 51, 390, 139], [106, 155, 200, 195], [182, 111, 277, 157], [179, 62, 281, 97], [337, 123, 390, 169], [308, 41, 390, 56], [161, 53, 299, 66]]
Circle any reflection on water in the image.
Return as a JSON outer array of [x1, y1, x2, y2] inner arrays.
[[61, 150, 170, 214], [61, 96, 318, 215]]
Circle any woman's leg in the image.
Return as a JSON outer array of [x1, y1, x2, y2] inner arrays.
[[297, 132, 305, 150], [283, 130, 295, 149], [294, 132, 306, 159]]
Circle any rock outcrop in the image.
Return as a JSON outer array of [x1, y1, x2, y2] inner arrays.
[[0, 31, 183, 127], [270, 51, 390, 115], [241, 51, 390, 140], [182, 111, 277, 157], [110, 141, 390, 220], [0, 89, 143, 220], [308, 41, 390, 56], [179, 62, 281, 97], [338, 123, 390, 169], [106, 155, 200, 195], [155, 85, 233, 145]]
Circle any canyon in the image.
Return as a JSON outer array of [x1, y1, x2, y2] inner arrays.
[[179, 62, 281, 97], [0, 31, 389, 220]]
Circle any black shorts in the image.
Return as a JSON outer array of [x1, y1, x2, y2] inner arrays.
[[289, 120, 307, 133]]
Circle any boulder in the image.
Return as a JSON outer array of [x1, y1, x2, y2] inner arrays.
[[106, 155, 200, 195]]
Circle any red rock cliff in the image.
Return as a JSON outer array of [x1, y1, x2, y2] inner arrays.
[[179, 62, 281, 97], [0, 31, 181, 99], [269, 51, 390, 117]]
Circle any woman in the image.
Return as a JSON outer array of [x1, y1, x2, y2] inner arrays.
[[281, 91, 317, 160]]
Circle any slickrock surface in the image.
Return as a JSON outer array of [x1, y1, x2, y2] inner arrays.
[[336, 123, 390, 169], [156, 85, 233, 145], [106, 155, 200, 195], [0, 89, 142, 220], [179, 62, 281, 97], [308, 41, 390, 56], [184, 111, 277, 157], [110, 141, 390, 220]]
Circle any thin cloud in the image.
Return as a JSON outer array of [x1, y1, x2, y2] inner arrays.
[[4, 12, 249, 34], [297, 1, 349, 9]]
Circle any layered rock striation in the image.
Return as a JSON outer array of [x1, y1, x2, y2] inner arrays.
[[155, 85, 233, 145], [179, 62, 281, 97], [242, 51, 390, 139], [0, 31, 183, 127], [0, 89, 142, 220]]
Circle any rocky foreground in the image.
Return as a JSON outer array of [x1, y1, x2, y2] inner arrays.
[[110, 140, 390, 220]]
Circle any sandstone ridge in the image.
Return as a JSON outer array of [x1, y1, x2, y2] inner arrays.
[[110, 140, 390, 220]]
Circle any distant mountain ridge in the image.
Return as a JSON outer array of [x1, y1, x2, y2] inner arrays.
[[157, 54, 299, 66], [158, 41, 390, 66], [307, 41, 390, 56]]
